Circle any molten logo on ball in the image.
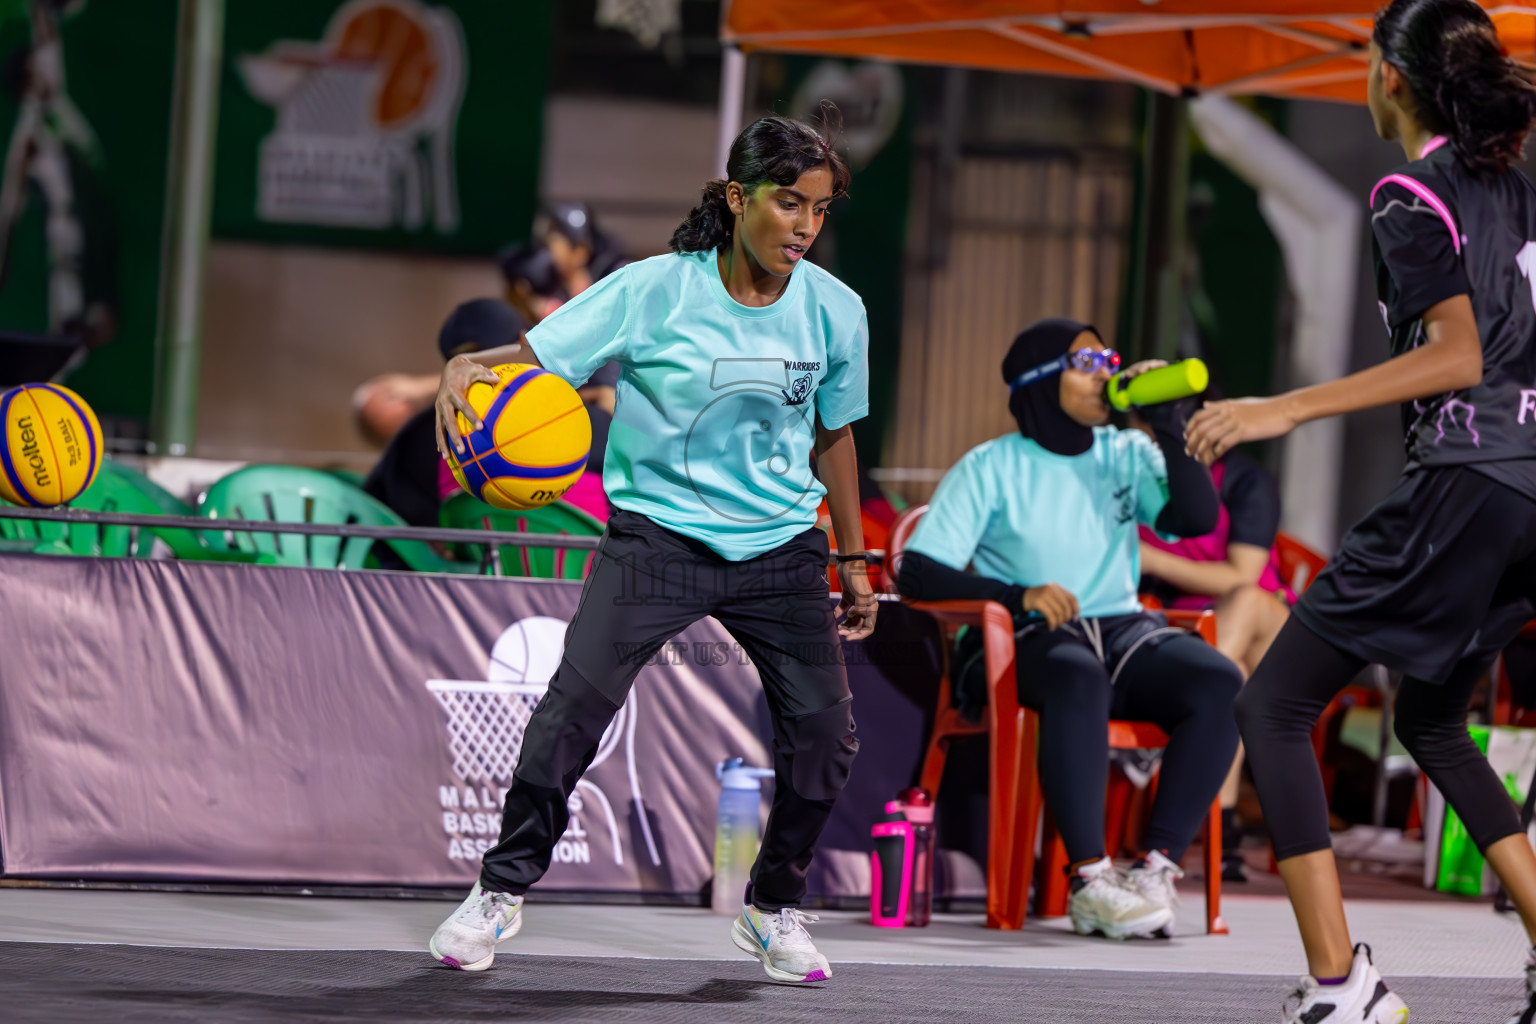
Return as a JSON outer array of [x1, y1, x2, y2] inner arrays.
[[0, 384, 100, 507], [16, 417, 49, 491]]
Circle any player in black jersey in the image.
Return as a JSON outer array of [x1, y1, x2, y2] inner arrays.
[[1187, 2, 1536, 1021]]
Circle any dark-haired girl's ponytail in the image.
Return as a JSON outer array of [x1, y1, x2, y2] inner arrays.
[[670, 180, 733, 254], [1435, 22, 1536, 174], [1375, 0, 1536, 175]]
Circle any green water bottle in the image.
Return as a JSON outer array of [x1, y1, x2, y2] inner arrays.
[[1106, 358, 1209, 411]]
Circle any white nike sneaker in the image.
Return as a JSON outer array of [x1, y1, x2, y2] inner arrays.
[[1281, 944, 1409, 1023], [1127, 850, 1184, 937], [428, 881, 524, 971], [731, 901, 832, 983], [1506, 951, 1536, 1024], [1068, 856, 1173, 940]]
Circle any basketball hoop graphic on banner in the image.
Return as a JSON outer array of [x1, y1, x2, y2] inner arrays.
[[427, 616, 660, 870]]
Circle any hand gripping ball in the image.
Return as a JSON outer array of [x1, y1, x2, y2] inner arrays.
[[446, 364, 591, 511]]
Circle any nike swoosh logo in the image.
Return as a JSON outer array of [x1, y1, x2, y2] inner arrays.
[[743, 913, 770, 950], [494, 910, 516, 938]]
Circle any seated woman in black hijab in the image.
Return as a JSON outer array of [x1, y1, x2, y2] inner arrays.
[[896, 319, 1242, 941]]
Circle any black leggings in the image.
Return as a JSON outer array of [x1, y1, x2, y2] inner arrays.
[[1015, 626, 1242, 864], [1237, 616, 1523, 861]]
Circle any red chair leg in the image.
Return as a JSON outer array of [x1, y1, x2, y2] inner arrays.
[[986, 747, 1014, 928], [910, 601, 1028, 930], [989, 703, 1030, 929], [1495, 655, 1512, 726], [918, 733, 948, 800], [1007, 752, 1040, 929], [1104, 771, 1134, 858], [1038, 810, 1071, 917], [1121, 783, 1152, 857], [1204, 799, 1228, 934], [1407, 773, 1425, 833], [1008, 707, 1056, 928]]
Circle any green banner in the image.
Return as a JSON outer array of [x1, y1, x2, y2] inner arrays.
[[212, 0, 551, 254]]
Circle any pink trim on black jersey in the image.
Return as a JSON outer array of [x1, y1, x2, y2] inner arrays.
[[1369, 173, 1462, 254], [1420, 135, 1449, 157]]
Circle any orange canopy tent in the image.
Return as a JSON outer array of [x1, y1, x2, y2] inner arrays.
[[722, 1, 1536, 103]]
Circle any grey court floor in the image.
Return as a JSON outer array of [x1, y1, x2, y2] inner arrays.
[[0, 887, 1527, 1023]]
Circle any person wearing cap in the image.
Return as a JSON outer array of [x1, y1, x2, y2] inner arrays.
[[351, 298, 531, 448], [496, 238, 618, 428], [363, 299, 528, 529], [496, 242, 565, 327], [534, 200, 630, 298]]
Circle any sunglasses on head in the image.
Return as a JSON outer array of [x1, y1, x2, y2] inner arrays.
[[1009, 348, 1121, 391]]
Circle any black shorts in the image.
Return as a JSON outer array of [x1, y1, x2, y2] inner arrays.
[[1294, 466, 1536, 683]]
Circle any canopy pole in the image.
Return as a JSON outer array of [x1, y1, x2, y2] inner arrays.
[[1130, 92, 1191, 362], [150, 0, 224, 457], [717, 45, 746, 178]]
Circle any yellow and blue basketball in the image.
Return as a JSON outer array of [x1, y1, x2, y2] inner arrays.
[[446, 363, 591, 511], [0, 383, 102, 507]]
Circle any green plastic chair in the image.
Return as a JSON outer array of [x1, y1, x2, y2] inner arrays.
[[321, 466, 368, 488], [0, 461, 260, 560], [66, 461, 193, 558], [0, 498, 70, 553], [79, 461, 266, 561], [439, 491, 603, 579], [199, 465, 465, 572]]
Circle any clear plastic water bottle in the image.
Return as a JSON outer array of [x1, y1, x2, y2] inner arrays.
[[712, 758, 775, 916]]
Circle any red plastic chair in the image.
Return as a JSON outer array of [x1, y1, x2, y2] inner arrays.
[[889, 504, 991, 808], [899, 507, 1227, 933], [817, 499, 891, 592], [1493, 621, 1536, 727], [882, 503, 927, 595], [1278, 533, 1384, 804], [908, 599, 1028, 928], [890, 506, 991, 819], [1275, 531, 1327, 597]]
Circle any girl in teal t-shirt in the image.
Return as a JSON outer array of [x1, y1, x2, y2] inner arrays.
[[428, 116, 874, 984]]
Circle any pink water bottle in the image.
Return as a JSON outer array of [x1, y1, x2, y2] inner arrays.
[[870, 787, 934, 927]]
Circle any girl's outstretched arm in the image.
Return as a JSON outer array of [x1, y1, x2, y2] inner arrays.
[[816, 418, 877, 640], [1185, 294, 1481, 464]]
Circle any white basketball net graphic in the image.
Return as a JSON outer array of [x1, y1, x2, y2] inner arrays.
[[426, 679, 626, 785], [425, 613, 660, 869]]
